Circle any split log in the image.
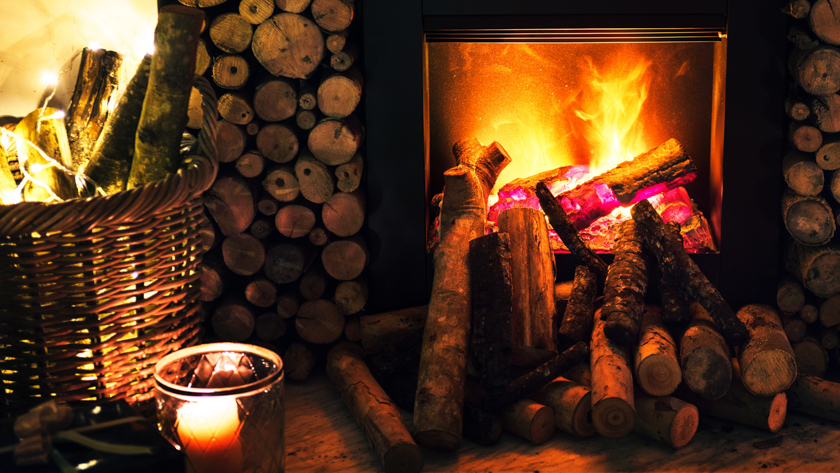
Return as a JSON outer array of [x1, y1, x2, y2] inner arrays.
[[809, 0, 840, 46], [792, 336, 830, 377], [263, 165, 300, 202], [212, 54, 250, 90], [252, 13, 324, 79], [469, 232, 513, 389], [257, 123, 299, 163], [344, 316, 361, 341], [534, 181, 609, 284], [299, 80, 318, 110], [296, 150, 336, 203], [462, 404, 502, 446], [129, 5, 203, 188], [276, 292, 300, 319], [336, 152, 363, 192], [778, 277, 807, 314], [199, 255, 233, 302], [783, 0, 812, 18], [785, 95, 811, 120], [204, 174, 256, 236], [633, 392, 699, 450], [308, 226, 330, 246], [810, 93, 840, 132], [254, 78, 298, 122], [334, 278, 368, 315], [195, 39, 211, 75], [817, 135, 840, 170], [284, 342, 316, 381], [631, 198, 749, 346], [530, 377, 596, 438], [212, 299, 256, 342], [601, 220, 649, 345], [236, 150, 265, 178], [590, 312, 635, 438], [782, 189, 836, 246], [322, 190, 365, 236], [680, 302, 732, 400], [216, 120, 247, 163], [245, 277, 278, 308], [783, 316, 808, 343], [321, 235, 368, 280], [15, 108, 76, 201], [218, 92, 254, 125], [792, 45, 840, 96], [209, 13, 253, 54], [317, 67, 363, 119], [497, 207, 556, 353], [786, 241, 840, 297], [275, 203, 316, 237], [308, 114, 364, 165], [557, 265, 598, 349], [255, 312, 286, 341], [297, 299, 345, 344], [239, 0, 274, 24], [789, 121, 824, 153], [737, 304, 797, 396], [275, 0, 313, 13], [675, 360, 787, 433], [326, 29, 349, 53], [331, 44, 358, 72], [264, 242, 311, 284], [222, 233, 266, 276], [296, 109, 317, 130], [787, 375, 840, 422], [360, 305, 428, 355], [783, 150, 824, 196], [414, 139, 510, 451], [311, 0, 354, 32], [821, 295, 840, 326], [634, 306, 681, 397], [65, 47, 122, 169], [299, 267, 329, 301], [500, 400, 555, 445]]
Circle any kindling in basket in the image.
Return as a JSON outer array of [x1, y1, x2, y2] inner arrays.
[[0, 77, 218, 415]]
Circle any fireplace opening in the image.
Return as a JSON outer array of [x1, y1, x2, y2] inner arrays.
[[426, 38, 725, 253]]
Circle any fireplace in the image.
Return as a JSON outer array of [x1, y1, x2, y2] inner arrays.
[[361, 0, 786, 313]]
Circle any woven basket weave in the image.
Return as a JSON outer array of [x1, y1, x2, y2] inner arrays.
[[0, 77, 218, 415]]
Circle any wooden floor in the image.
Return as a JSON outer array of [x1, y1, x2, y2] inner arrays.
[[285, 374, 840, 472]]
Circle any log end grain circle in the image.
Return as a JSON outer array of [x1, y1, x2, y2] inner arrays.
[[322, 238, 368, 280], [592, 397, 635, 438], [669, 403, 699, 449], [636, 354, 682, 397], [681, 347, 732, 400], [252, 13, 324, 79], [785, 199, 836, 245], [741, 350, 797, 397], [296, 299, 345, 344], [209, 13, 254, 54]]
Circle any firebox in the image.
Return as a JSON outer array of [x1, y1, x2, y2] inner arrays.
[[362, 0, 786, 313]]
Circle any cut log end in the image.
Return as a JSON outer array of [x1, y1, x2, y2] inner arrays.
[[682, 348, 732, 400], [741, 351, 797, 397], [592, 397, 635, 438], [768, 393, 788, 433], [636, 354, 682, 397], [669, 403, 700, 449]]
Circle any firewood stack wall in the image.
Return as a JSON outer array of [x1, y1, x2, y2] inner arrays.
[[182, 0, 367, 380], [779, 0, 840, 372]]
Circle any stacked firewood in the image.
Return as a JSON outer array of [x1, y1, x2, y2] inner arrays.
[[183, 0, 367, 379], [781, 0, 840, 311]]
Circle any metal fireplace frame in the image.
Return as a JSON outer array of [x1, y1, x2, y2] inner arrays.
[[361, 0, 786, 313]]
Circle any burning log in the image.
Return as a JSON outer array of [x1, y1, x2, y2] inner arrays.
[[557, 265, 598, 349], [590, 312, 635, 438], [680, 302, 731, 400], [326, 342, 423, 473], [601, 220, 649, 345], [469, 232, 513, 389], [633, 392, 699, 449], [787, 375, 840, 422], [500, 399, 555, 445], [530, 376, 596, 438], [634, 306, 681, 397], [360, 305, 427, 355], [736, 304, 797, 396], [498, 207, 557, 353], [782, 189, 836, 246], [631, 198, 749, 347], [534, 181, 609, 283], [252, 13, 324, 79], [413, 139, 510, 451]]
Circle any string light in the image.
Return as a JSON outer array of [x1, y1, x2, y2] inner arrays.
[[88, 41, 103, 51], [40, 71, 59, 87]]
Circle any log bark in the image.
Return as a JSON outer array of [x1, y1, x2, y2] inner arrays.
[[557, 265, 598, 349], [810, 93, 840, 132], [817, 134, 840, 170], [252, 13, 324, 79], [635, 306, 681, 397], [530, 377, 595, 438], [498, 207, 557, 353], [787, 375, 840, 422], [500, 400, 555, 445], [789, 121, 824, 153], [792, 336, 830, 376], [130, 5, 203, 189], [311, 0, 354, 32], [590, 312, 635, 438], [245, 277, 277, 308], [209, 13, 253, 54], [257, 123, 299, 163], [659, 231, 693, 327], [786, 241, 840, 297], [239, 0, 275, 24], [633, 392, 699, 449], [204, 174, 256, 236], [297, 299, 345, 344], [254, 78, 298, 122], [263, 165, 300, 202], [284, 342, 315, 381], [601, 220, 649, 346], [218, 91, 254, 125], [317, 67, 363, 118], [737, 304, 797, 396], [296, 109, 317, 130], [534, 181, 609, 284], [631, 198, 748, 346], [296, 149, 335, 203], [783, 150, 825, 197], [264, 242, 311, 284], [222, 233, 266, 276], [326, 343, 423, 473], [212, 299, 256, 341], [326, 29, 349, 53], [308, 114, 364, 165], [469, 232, 513, 389], [255, 312, 286, 341], [820, 294, 840, 327], [216, 120, 248, 163], [322, 190, 365, 236], [15, 108, 76, 201], [276, 292, 300, 319], [334, 277, 368, 315], [275, 0, 312, 13], [793, 45, 840, 96], [275, 203, 316, 238], [809, 0, 840, 46], [777, 276, 807, 313], [299, 267, 328, 301], [336, 152, 363, 193], [413, 139, 510, 451], [65, 47, 122, 169], [360, 305, 428, 355], [321, 235, 368, 280], [235, 150, 265, 178], [782, 189, 835, 246], [680, 302, 731, 400]]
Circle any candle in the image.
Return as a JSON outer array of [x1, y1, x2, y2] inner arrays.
[[176, 397, 243, 473]]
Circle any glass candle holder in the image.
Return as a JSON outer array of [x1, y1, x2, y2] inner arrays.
[[153, 343, 284, 473]]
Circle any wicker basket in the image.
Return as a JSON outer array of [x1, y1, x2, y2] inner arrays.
[[0, 78, 218, 415]]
